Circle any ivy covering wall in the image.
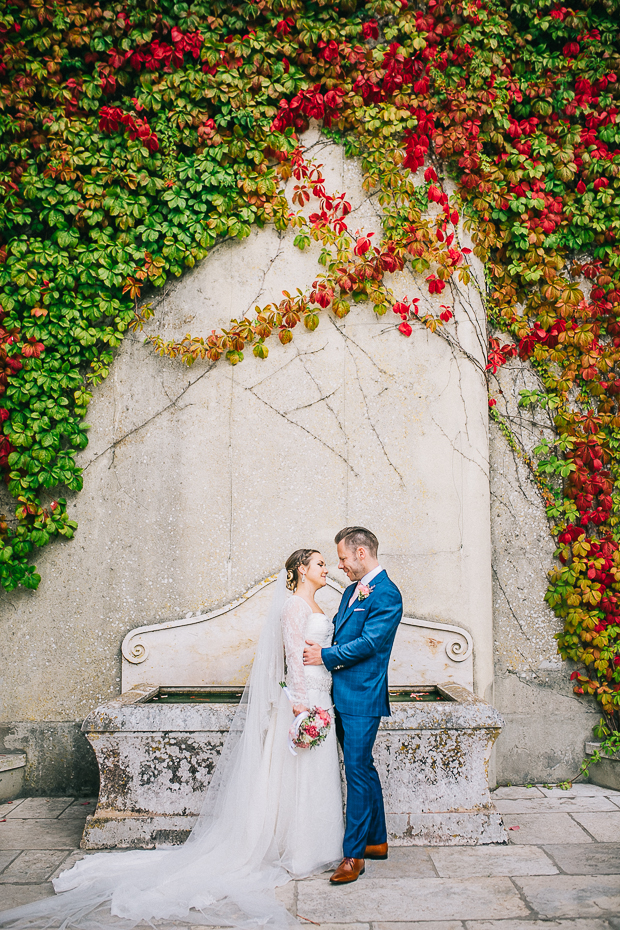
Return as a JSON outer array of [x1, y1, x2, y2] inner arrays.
[[1, 0, 620, 726]]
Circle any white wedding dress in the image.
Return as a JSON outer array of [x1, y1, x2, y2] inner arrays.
[[0, 573, 343, 930], [278, 596, 344, 876]]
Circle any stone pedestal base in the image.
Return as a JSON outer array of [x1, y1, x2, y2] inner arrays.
[[0, 753, 26, 802], [82, 811, 195, 849], [585, 742, 620, 792], [388, 811, 506, 846], [82, 682, 506, 848]]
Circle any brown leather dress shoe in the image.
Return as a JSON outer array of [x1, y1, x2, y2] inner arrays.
[[364, 842, 388, 860], [330, 857, 365, 884]]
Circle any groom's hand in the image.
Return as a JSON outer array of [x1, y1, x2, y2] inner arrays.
[[303, 640, 323, 666]]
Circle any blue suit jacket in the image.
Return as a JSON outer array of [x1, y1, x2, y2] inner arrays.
[[321, 570, 403, 717]]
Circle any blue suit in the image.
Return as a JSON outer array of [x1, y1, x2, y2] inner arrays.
[[321, 570, 403, 857]]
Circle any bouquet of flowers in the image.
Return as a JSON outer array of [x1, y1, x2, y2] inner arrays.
[[289, 706, 331, 753], [280, 683, 331, 755]]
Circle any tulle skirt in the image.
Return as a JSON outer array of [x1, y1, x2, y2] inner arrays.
[[0, 690, 343, 930]]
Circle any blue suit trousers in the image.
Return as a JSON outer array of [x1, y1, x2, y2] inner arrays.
[[336, 710, 386, 858]]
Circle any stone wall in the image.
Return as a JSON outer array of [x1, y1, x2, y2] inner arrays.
[[0, 130, 596, 792], [490, 360, 599, 783]]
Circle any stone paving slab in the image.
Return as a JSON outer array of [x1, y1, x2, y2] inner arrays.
[[48, 850, 104, 881], [2, 789, 620, 925], [543, 842, 620, 874], [494, 795, 618, 814], [4, 799, 74, 819], [428, 844, 557, 877], [514, 873, 620, 919], [0, 800, 25, 819], [0, 818, 85, 850], [0, 850, 71, 884], [307, 925, 372, 930], [501, 812, 593, 844], [296, 877, 529, 923], [374, 923, 464, 930], [0, 882, 55, 909], [536, 783, 620, 798], [0, 851, 19, 873], [464, 920, 620, 930], [57, 800, 97, 820], [363, 847, 437, 880], [491, 787, 545, 800], [570, 810, 620, 842]]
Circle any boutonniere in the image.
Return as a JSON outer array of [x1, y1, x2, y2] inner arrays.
[[357, 583, 374, 601]]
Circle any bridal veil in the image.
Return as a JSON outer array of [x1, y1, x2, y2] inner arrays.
[[0, 570, 301, 930]]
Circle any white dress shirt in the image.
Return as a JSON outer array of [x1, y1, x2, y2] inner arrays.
[[348, 564, 383, 606]]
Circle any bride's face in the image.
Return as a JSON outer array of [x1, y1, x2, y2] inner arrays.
[[303, 552, 328, 588]]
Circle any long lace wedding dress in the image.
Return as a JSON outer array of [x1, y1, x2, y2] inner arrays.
[[278, 595, 343, 876], [0, 572, 344, 930]]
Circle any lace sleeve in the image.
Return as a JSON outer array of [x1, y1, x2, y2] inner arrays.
[[281, 596, 310, 705]]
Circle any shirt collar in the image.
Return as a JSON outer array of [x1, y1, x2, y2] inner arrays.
[[360, 565, 383, 587]]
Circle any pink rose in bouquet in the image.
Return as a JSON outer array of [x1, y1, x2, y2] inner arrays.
[[288, 706, 331, 752], [279, 683, 331, 754]]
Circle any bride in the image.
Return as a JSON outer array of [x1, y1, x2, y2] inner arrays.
[[0, 549, 344, 930]]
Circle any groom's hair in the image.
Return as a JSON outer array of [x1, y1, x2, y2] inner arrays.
[[335, 526, 378, 557]]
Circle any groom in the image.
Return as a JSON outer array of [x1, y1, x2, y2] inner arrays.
[[303, 526, 403, 885]]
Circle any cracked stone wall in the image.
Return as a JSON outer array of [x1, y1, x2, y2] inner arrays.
[[490, 361, 599, 784], [0, 128, 591, 792]]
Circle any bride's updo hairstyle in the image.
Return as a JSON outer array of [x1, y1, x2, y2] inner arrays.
[[285, 549, 320, 591]]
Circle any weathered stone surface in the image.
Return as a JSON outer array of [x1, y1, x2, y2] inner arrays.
[[0, 800, 24, 818], [58, 799, 97, 819], [390, 812, 506, 847], [492, 670, 599, 786], [296, 876, 529, 922], [543, 843, 620, 874], [429, 844, 557, 877], [537, 783, 620, 798], [4, 798, 74, 819], [0, 883, 56, 908], [0, 850, 69, 883], [502, 813, 592, 845], [491, 786, 545, 800], [0, 818, 85, 850], [122, 581, 475, 693], [589, 757, 620, 792], [489, 364, 600, 784], [375, 924, 464, 930], [81, 813, 195, 849], [466, 921, 617, 930], [494, 796, 617, 815], [0, 754, 26, 803], [0, 851, 20, 872], [273, 879, 296, 913], [0, 722, 98, 796], [570, 811, 620, 842], [376, 687, 503, 842], [362, 846, 436, 880], [82, 683, 505, 848], [514, 874, 620, 919]]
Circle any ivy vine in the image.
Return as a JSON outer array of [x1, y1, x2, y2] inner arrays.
[[2, 0, 620, 729]]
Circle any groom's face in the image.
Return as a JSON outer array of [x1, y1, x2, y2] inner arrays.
[[337, 541, 365, 582]]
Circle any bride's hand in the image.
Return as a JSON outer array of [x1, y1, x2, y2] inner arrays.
[[292, 704, 309, 716]]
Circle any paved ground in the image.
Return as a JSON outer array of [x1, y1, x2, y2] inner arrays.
[[1, 785, 620, 927]]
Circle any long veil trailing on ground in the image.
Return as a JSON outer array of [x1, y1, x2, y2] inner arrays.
[[0, 570, 300, 930]]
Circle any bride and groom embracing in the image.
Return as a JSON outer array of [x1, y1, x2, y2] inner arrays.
[[0, 526, 403, 930]]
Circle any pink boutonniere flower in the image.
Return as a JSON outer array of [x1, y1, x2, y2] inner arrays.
[[357, 583, 374, 601]]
